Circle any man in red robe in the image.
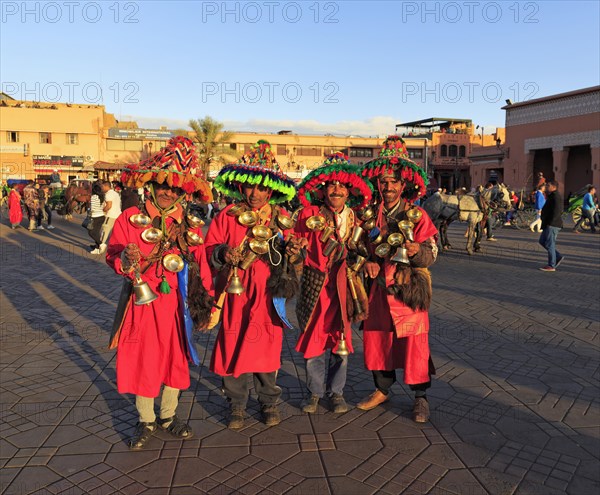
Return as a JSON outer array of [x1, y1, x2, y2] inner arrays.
[[205, 140, 298, 429], [357, 135, 438, 423], [293, 153, 373, 414], [8, 184, 23, 229], [106, 137, 214, 450]]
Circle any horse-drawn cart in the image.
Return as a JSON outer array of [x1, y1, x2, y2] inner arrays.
[[566, 187, 592, 230]]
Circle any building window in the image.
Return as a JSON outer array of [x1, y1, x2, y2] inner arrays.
[[440, 145, 447, 157], [449, 145, 458, 157], [277, 145, 287, 155], [349, 148, 373, 158], [6, 131, 19, 143], [407, 148, 423, 159], [40, 132, 52, 144], [66, 133, 79, 145], [295, 146, 322, 156], [459, 145, 466, 157]]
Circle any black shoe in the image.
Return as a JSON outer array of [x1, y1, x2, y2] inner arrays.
[[329, 394, 349, 413], [261, 405, 281, 426], [301, 395, 320, 414], [228, 406, 245, 430], [128, 421, 157, 450], [157, 415, 193, 440]]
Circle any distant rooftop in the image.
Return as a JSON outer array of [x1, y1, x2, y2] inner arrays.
[[501, 85, 600, 110], [396, 117, 473, 129]]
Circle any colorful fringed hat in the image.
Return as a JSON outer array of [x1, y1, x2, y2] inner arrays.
[[297, 152, 373, 209], [214, 140, 296, 205], [120, 136, 212, 202], [362, 135, 428, 202]]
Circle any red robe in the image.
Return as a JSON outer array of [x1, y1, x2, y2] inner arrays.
[[363, 204, 438, 385], [106, 203, 213, 397], [8, 190, 23, 226], [294, 205, 354, 359], [204, 203, 290, 377]]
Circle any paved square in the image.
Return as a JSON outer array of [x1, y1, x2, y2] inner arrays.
[[1, 217, 599, 494]]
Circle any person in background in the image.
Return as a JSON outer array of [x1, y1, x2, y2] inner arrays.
[[23, 180, 41, 231], [573, 185, 597, 234], [89, 181, 106, 254], [120, 186, 141, 211], [530, 183, 546, 233], [8, 183, 23, 229], [49, 169, 62, 189], [98, 180, 122, 254], [37, 184, 55, 229], [539, 180, 564, 272]]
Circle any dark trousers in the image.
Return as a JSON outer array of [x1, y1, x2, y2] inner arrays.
[[88, 216, 105, 248], [37, 205, 52, 226], [372, 370, 430, 396], [222, 372, 281, 408]]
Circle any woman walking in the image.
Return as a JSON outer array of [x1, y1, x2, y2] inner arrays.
[[89, 181, 106, 254]]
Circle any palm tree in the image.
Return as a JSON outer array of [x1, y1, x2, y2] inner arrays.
[[188, 117, 238, 178]]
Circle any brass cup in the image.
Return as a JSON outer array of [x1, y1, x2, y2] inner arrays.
[[320, 225, 336, 243], [398, 220, 415, 242], [358, 206, 375, 221], [306, 215, 326, 231], [238, 210, 258, 227], [249, 239, 269, 255], [252, 225, 272, 240], [406, 207, 423, 224], [141, 227, 164, 244], [351, 225, 364, 244], [186, 231, 204, 246], [387, 232, 405, 247], [363, 217, 377, 231], [186, 212, 205, 228], [276, 214, 294, 230], [375, 243, 391, 258], [227, 204, 245, 216], [162, 253, 184, 273], [323, 238, 339, 257], [239, 250, 258, 270], [370, 231, 384, 245], [350, 255, 367, 272], [129, 213, 152, 228]]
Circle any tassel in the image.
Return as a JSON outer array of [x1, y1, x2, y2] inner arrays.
[[159, 276, 171, 294]]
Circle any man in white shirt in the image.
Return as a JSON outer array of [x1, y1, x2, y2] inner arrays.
[[99, 181, 122, 253]]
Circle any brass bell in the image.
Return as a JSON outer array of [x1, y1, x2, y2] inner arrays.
[[398, 220, 415, 242], [141, 227, 164, 244], [306, 215, 326, 231], [133, 271, 158, 306], [334, 332, 350, 356], [226, 266, 245, 295], [391, 246, 411, 265], [129, 213, 152, 228], [406, 207, 423, 224]]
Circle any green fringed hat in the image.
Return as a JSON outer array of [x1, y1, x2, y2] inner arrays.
[[362, 135, 428, 202], [214, 140, 296, 204], [297, 152, 373, 209]]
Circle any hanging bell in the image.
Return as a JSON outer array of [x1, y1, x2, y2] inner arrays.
[[226, 266, 245, 295], [391, 246, 411, 265], [335, 332, 350, 356], [133, 273, 159, 306]]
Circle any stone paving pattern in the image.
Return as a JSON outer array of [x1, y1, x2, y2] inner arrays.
[[1, 214, 599, 494]]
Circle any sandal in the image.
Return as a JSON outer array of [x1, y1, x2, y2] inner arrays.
[[157, 415, 194, 440], [128, 421, 157, 450]]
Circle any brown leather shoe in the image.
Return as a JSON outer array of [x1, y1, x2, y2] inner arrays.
[[412, 397, 430, 423], [356, 390, 389, 411]]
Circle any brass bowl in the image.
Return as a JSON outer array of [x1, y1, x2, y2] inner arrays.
[[238, 210, 258, 227], [375, 243, 391, 258], [387, 232, 404, 247], [406, 207, 423, 223], [252, 225, 272, 240], [276, 215, 294, 230], [129, 213, 152, 228], [162, 253, 184, 273], [227, 204, 245, 216], [141, 227, 164, 244], [249, 239, 269, 255], [363, 217, 377, 231], [186, 212, 205, 228], [398, 220, 414, 232], [306, 215, 326, 231], [186, 231, 204, 246], [359, 206, 375, 221]]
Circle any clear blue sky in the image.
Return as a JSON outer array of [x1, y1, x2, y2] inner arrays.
[[2, 0, 599, 135]]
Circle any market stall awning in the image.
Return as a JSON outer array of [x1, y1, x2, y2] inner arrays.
[[93, 161, 123, 171]]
